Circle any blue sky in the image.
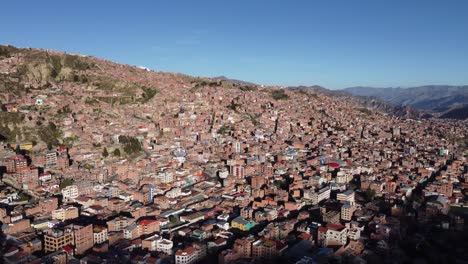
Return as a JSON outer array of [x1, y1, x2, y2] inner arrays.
[[1, 0, 468, 89]]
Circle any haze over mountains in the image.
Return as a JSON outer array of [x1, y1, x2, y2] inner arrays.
[[343, 86, 468, 119]]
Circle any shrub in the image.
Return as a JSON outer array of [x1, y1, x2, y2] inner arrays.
[[271, 89, 289, 100]]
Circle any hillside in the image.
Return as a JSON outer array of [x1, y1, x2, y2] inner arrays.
[[440, 104, 468, 120], [0, 45, 466, 153]]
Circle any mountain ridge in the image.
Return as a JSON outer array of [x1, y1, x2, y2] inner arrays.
[[343, 85, 468, 119]]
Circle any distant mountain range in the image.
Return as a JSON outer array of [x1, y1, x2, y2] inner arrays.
[[342, 86, 468, 119], [288, 85, 421, 119]]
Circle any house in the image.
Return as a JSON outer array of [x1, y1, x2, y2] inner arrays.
[[231, 216, 255, 231]]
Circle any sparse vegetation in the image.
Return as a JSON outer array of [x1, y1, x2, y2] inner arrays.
[[227, 100, 241, 113], [85, 97, 99, 105], [247, 113, 261, 126], [139, 87, 159, 103], [271, 89, 289, 100], [0, 112, 25, 124], [38, 122, 63, 149], [190, 80, 220, 92], [60, 178, 74, 189], [217, 125, 233, 135], [119, 135, 142, 155], [239, 85, 257, 92], [356, 107, 372, 115]]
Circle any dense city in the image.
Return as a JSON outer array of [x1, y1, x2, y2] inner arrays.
[[0, 46, 467, 264]]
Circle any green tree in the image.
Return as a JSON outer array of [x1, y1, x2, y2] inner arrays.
[[169, 215, 178, 224], [60, 178, 74, 189], [102, 147, 109, 157], [365, 189, 377, 202], [15, 145, 21, 154], [113, 148, 121, 157]]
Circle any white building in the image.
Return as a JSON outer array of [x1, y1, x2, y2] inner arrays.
[[175, 244, 206, 264], [61, 185, 79, 200], [156, 171, 174, 184], [142, 234, 174, 254], [233, 141, 241, 153], [337, 190, 355, 203], [93, 226, 108, 245], [318, 224, 348, 247], [341, 202, 357, 221], [304, 186, 330, 205], [165, 187, 182, 198], [336, 171, 352, 184]]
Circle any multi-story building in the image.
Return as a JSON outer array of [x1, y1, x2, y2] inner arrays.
[[14, 166, 39, 188], [138, 219, 160, 235], [252, 239, 287, 261], [251, 175, 265, 189], [337, 190, 355, 203], [52, 206, 79, 221], [2, 218, 31, 235], [230, 164, 245, 179], [175, 246, 197, 264], [5, 155, 27, 173], [40, 197, 59, 214], [240, 207, 254, 219], [156, 171, 174, 184], [107, 216, 131, 232], [142, 234, 173, 254], [61, 185, 79, 200], [175, 244, 206, 264], [233, 237, 255, 258], [71, 224, 93, 255], [233, 141, 241, 153], [44, 228, 74, 253], [45, 224, 93, 255], [341, 202, 357, 221], [93, 225, 108, 245], [318, 223, 348, 247], [45, 151, 58, 168], [322, 210, 340, 224], [231, 216, 255, 231], [305, 186, 331, 205]]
